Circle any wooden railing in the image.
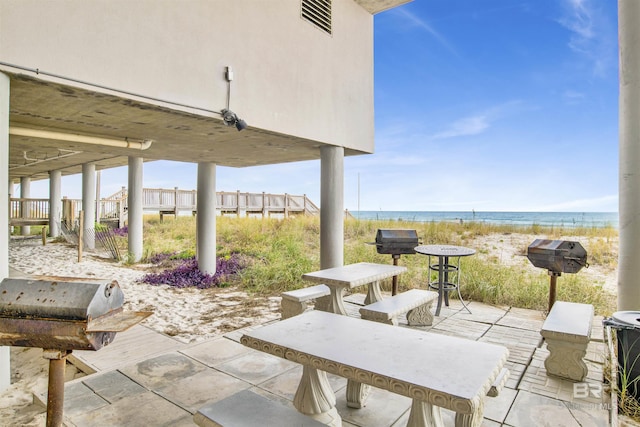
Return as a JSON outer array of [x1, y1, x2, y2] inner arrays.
[[9, 188, 320, 226], [9, 198, 50, 226]]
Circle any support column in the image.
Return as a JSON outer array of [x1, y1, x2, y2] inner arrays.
[[196, 163, 217, 274], [128, 157, 143, 262], [8, 181, 13, 236], [320, 146, 344, 269], [0, 72, 11, 391], [82, 163, 96, 250], [49, 170, 62, 238], [20, 177, 31, 236], [619, 0, 640, 310]]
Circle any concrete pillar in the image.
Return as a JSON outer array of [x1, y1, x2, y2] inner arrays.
[[320, 145, 344, 269], [20, 177, 31, 236], [128, 157, 143, 262], [196, 162, 217, 274], [95, 170, 101, 224], [8, 181, 14, 235], [82, 163, 96, 250], [49, 170, 62, 238], [0, 72, 11, 391], [619, 0, 640, 310]]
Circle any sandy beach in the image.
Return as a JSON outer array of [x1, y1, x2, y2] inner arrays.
[[0, 233, 617, 425], [1, 238, 283, 426]]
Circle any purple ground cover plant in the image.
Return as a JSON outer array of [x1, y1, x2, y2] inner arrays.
[[140, 254, 244, 289], [112, 226, 128, 237]]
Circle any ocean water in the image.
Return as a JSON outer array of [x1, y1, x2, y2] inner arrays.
[[351, 211, 618, 228]]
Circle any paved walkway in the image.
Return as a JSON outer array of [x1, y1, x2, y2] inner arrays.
[[33, 293, 612, 427]]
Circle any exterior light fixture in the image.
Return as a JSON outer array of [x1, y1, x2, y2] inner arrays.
[[220, 109, 248, 131]]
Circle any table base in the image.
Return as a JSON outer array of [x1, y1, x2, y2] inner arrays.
[[293, 366, 342, 427]]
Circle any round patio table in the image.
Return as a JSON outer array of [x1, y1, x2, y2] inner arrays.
[[414, 245, 475, 316]]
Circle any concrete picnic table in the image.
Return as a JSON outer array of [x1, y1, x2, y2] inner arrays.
[[241, 310, 509, 427], [302, 262, 408, 315]]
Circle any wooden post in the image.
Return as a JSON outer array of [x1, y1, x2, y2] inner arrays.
[[284, 193, 289, 218], [41, 226, 47, 246], [174, 187, 179, 216], [236, 190, 241, 217], [78, 211, 84, 262]]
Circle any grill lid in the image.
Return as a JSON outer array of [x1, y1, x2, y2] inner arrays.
[[375, 229, 419, 243], [373, 229, 419, 255], [0, 279, 123, 321], [0, 278, 152, 351], [526, 239, 588, 274]]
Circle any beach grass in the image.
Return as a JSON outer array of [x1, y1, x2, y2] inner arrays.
[[139, 214, 617, 316]]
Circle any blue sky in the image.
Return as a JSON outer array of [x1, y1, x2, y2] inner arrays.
[[30, 0, 619, 212]]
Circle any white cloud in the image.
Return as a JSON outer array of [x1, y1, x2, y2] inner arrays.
[[432, 115, 490, 139], [563, 90, 586, 104], [431, 101, 523, 140], [558, 0, 616, 77], [559, 0, 594, 44], [392, 8, 460, 57]]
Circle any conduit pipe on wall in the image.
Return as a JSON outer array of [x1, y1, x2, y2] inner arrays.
[[9, 127, 154, 150], [9, 149, 83, 170]]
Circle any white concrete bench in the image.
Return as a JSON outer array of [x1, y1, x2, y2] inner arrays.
[[540, 301, 594, 381], [280, 284, 331, 319], [359, 289, 438, 326], [194, 389, 324, 427], [488, 367, 509, 397]]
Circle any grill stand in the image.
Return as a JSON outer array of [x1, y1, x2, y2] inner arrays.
[[392, 255, 400, 296], [43, 349, 71, 427], [548, 272, 560, 313]]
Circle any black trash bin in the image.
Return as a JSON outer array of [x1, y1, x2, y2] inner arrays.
[[605, 311, 640, 401]]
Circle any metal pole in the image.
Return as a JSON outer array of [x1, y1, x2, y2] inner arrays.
[[44, 349, 71, 427], [392, 254, 400, 296], [548, 272, 559, 312]]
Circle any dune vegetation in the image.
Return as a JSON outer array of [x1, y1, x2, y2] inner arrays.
[[136, 214, 617, 316]]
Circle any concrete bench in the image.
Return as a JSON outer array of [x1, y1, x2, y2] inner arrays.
[[541, 301, 594, 381], [280, 284, 331, 319], [359, 289, 438, 326], [488, 367, 509, 397], [194, 389, 324, 427]]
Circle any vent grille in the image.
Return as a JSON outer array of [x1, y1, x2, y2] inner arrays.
[[302, 0, 332, 35]]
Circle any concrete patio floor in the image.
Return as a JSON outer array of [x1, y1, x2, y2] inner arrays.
[[44, 295, 610, 426]]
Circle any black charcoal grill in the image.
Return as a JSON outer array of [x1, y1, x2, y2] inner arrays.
[[370, 229, 419, 295], [526, 239, 588, 311], [0, 278, 151, 427]]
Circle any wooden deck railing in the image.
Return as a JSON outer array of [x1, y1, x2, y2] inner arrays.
[[9, 198, 50, 226], [9, 188, 320, 226]]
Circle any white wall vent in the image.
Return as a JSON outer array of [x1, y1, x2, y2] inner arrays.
[[302, 0, 332, 35]]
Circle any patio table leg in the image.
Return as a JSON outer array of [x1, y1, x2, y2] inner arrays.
[[327, 287, 348, 315], [364, 280, 383, 305], [407, 398, 444, 427], [454, 399, 485, 427], [346, 379, 371, 408], [443, 256, 450, 307], [293, 365, 342, 427], [435, 256, 445, 316]]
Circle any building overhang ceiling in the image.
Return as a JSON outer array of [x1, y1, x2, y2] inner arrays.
[[5, 70, 362, 182], [354, 0, 413, 14]]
